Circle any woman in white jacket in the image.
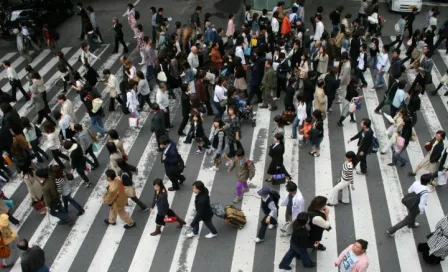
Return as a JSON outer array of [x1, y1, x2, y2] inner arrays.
[[290, 94, 307, 139], [280, 181, 305, 236], [126, 80, 140, 118]]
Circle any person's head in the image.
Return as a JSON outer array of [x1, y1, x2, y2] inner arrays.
[[105, 169, 117, 181], [341, 51, 349, 62], [159, 135, 171, 149], [108, 129, 119, 140], [2, 60, 11, 68], [150, 6, 156, 13], [192, 180, 205, 194], [257, 186, 271, 197], [73, 123, 83, 132], [301, 54, 308, 62], [317, 79, 325, 89], [35, 168, 49, 182], [76, 2, 83, 9], [103, 69, 111, 79], [81, 42, 89, 51], [86, 6, 94, 13], [265, 59, 272, 69], [286, 181, 298, 195], [398, 80, 406, 90], [345, 151, 356, 163], [17, 239, 30, 251], [235, 148, 245, 159], [228, 104, 238, 116], [42, 120, 56, 134], [20, 117, 32, 129], [57, 51, 66, 60], [153, 177, 166, 192], [213, 118, 224, 129], [307, 195, 328, 211], [63, 140, 74, 150], [288, 77, 296, 87], [352, 239, 368, 256], [329, 66, 338, 76], [274, 115, 284, 128], [361, 118, 371, 129], [150, 103, 160, 112], [273, 132, 284, 144], [191, 111, 201, 123], [216, 76, 227, 86], [25, 65, 34, 73], [137, 24, 143, 32], [436, 130, 446, 142], [315, 14, 322, 22], [382, 44, 390, 54], [106, 142, 118, 154], [312, 109, 323, 121], [51, 164, 65, 179], [127, 3, 134, 10], [293, 212, 309, 228]]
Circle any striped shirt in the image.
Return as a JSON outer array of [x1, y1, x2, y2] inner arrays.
[[341, 161, 354, 185], [55, 177, 69, 196]]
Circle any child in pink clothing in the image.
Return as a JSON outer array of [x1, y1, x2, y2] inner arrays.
[[335, 239, 369, 272]]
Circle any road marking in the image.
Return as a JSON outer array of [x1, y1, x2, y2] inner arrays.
[[341, 101, 380, 272], [0, 51, 33, 81], [230, 108, 270, 272], [169, 126, 221, 272], [122, 0, 141, 17], [273, 129, 298, 271], [363, 45, 422, 271], [128, 122, 192, 272]]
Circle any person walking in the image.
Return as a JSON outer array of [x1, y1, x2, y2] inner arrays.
[[117, 158, 148, 212], [259, 60, 277, 111], [227, 149, 254, 203], [278, 212, 319, 270], [51, 165, 85, 216], [418, 214, 448, 265], [80, 89, 106, 138], [335, 239, 370, 271], [3, 60, 30, 102], [103, 169, 136, 229], [42, 121, 70, 169], [76, 2, 90, 40], [328, 151, 356, 206], [348, 118, 373, 175], [0, 197, 19, 226], [0, 214, 19, 268], [63, 141, 92, 187], [136, 71, 151, 111], [156, 83, 172, 129], [149, 178, 186, 236], [20, 166, 44, 209], [307, 196, 331, 251], [13, 28, 33, 63], [73, 124, 99, 169], [27, 74, 53, 125], [280, 181, 305, 236], [409, 131, 445, 176], [21, 117, 49, 163], [87, 6, 103, 43], [255, 186, 279, 243], [126, 4, 138, 37], [36, 168, 72, 225], [186, 180, 218, 239], [57, 94, 77, 124], [112, 17, 129, 54], [387, 174, 431, 236], [150, 103, 167, 151], [159, 135, 186, 191], [102, 69, 124, 112], [17, 238, 49, 272]]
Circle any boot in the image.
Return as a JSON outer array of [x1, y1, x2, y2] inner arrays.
[[150, 225, 162, 236], [177, 218, 186, 229]]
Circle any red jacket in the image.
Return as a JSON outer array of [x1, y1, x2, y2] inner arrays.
[[195, 79, 207, 103]]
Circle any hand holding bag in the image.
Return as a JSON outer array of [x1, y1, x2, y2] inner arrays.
[[157, 64, 167, 82]]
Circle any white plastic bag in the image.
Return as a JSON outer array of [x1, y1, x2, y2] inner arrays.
[[438, 171, 447, 186], [129, 117, 140, 128]]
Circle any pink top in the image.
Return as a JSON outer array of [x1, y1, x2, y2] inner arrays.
[[335, 244, 369, 272], [226, 19, 235, 37]]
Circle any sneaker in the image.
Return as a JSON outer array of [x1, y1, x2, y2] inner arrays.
[[268, 224, 277, 230], [186, 232, 197, 238], [124, 223, 136, 229], [212, 166, 219, 171], [195, 149, 203, 154], [205, 233, 218, 239], [233, 196, 242, 203], [254, 237, 264, 243], [386, 230, 395, 237], [77, 210, 85, 216], [104, 219, 116, 225]]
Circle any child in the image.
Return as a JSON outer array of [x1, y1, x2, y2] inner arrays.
[[189, 112, 211, 154], [210, 118, 226, 170], [299, 117, 312, 147], [227, 149, 253, 203]]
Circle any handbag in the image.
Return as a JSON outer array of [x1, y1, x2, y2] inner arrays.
[[244, 47, 252, 56], [348, 100, 357, 113], [425, 138, 436, 152], [157, 64, 167, 82], [129, 117, 140, 128], [33, 201, 45, 211], [394, 136, 406, 153], [0, 237, 10, 259], [281, 109, 295, 123], [3, 200, 13, 209], [407, 39, 412, 46], [164, 216, 178, 223]]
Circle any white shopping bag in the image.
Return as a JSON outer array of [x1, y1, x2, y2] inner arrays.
[[386, 125, 395, 137], [438, 171, 447, 186], [129, 117, 140, 128]]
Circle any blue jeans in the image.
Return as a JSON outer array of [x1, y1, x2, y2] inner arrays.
[[374, 69, 385, 89], [62, 194, 84, 213], [90, 115, 105, 136], [146, 65, 155, 87], [332, 24, 339, 35], [214, 101, 225, 119], [37, 264, 50, 272], [279, 243, 314, 269], [50, 202, 70, 222], [392, 148, 408, 165], [291, 116, 300, 138]]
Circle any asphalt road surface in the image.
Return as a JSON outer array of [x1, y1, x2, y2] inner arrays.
[[0, 0, 447, 272]]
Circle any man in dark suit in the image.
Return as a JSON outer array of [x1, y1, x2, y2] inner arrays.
[[76, 3, 90, 40], [112, 17, 129, 54], [150, 103, 166, 152], [348, 118, 374, 175], [159, 135, 185, 191]]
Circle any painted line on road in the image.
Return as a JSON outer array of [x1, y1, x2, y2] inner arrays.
[[122, 0, 141, 17], [363, 58, 422, 272], [230, 108, 270, 272], [0, 51, 33, 83]]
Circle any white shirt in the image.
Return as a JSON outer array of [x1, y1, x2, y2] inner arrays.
[[61, 100, 76, 122], [429, 17, 438, 28], [408, 181, 429, 214], [271, 18, 280, 33], [21, 27, 30, 36], [156, 89, 169, 110], [296, 102, 307, 126], [127, 66, 136, 81], [281, 190, 305, 219], [213, 85, 227, 103], [46, 131, 61, 150], [357, 52, 365, 70], [376, 52, 388, 71], [126, 90, 139, 113], [235, 46, 245, 65], [187, 52, 199, 69], [80, 50, 99, 65], [314, 21, 324, 41], [6, 67, 19, 80]]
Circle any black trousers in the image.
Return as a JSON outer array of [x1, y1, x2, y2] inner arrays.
[[164, 107, 171, 128], [410, 73, 426, 94], [247, 84, 262, 105], [85, 144, 99, 167], [74, 166, 89, 184], [138, 94, 151, 110], [227, 140, 243, 159], [50, 149, 70, 169], [10, 79, 29, 101], [178, 115, 189, 134], [355, 68, 367, 86], [114, 35, 128, 53], [166, 166, 182, 190], [354, 151, 367, 174], [109, 96, 124, 111], [37, 108, 54, 125], [276, 77, 287, 98]]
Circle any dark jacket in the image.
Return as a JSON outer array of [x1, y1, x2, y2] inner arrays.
[[386, 81, 399, 102], [113, 22, 124, 38], [407, 95, 421, 113], [191, 187, 214, 225], [162, 141, 180, 168], [324, 74, 340, 98], [20, 245, 46, 272], [329, 10, 341, 25], [290, 48, 302, 69], [84, 67, 99, 86], [78, 8, 90, 25], [68, 144, 87, 169], [389, 57, 403, 79], [190, 122, 206, 139], [284, 85, 295, 110], [151, 110, 166, 135], [195, 79, 207, 103], [0, 91, 12, 104], [40, 177, 61, 208], [350, 129, 374, 154], [151, 190, 169, 215], [430, 141, 444, 163], [350, 38, 361, 60], [303, 78, 316, 102], [267, 143, 285, 175], [181, 92, 191, 117], [277, 60, 290, 79], [291, 226, 315, 249], [2, 109, 23, 136], [250, 56, 266, 86]]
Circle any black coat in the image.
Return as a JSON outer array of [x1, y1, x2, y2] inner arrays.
[[267, 143, 285, 175], [303, 78, 316, 102], [284, 85, 295, 110], [151, 191, 169, 215], [191, 187, 214, 225], [181, 92, 191, 117], [350, 129, 374, 154], [69, 145, 87, 169], [349, 38, 361, 60], [2, 110, 23, 136], [324, 74, 340, 98], [430, 141, 444, 164], [151, 111, 166, 136], [113, 23, 124, 38], [250, 56, 266, 86]]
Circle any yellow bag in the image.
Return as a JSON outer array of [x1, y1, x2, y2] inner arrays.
[[251, 38, 258, 47]]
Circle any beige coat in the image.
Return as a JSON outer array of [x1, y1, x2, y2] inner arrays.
[[106, 74, 120, 98], [103, 178, 128, 212], [23, 174, 43, 202], [61, 100, 76, 124], [109, 153, 122, 175], [314, 53, 329, 74], [314, 87, 327, 119]]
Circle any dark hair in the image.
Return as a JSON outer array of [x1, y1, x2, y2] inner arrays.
[[136, 71, 145, 80], [25, 65, 34, 73], [307, 196, 328, 212], [42, 120, 56, 134], [52, 111, 62, 121], [159, 135, 170, 145], [103, 69, 111, 75], [2, 60, 10, 66], [313, 109, 323, 120], [74, 124, 83, 132], [57, 94, 67, 101], [293, 212, 309, 229], [106, 169, 117, 179], [356, 239, 369, 251], [345, 151, 356, 160], [150, 7, 156, 13], [51, 164, 65, 179], [317, 79, 325, 88], [20, 117, 32, 129], [286, 181, 298, 193], [150, 103, 160, 111], [17, 239, 29, 251], [398, 80, 407, 89], [361, 118, 371, 128], [63, 140, 73, 150], [236, 148, 245, 157], [108, 129, 119, 140], [436, 130, 446, 140], [106, 142, 118, 154], [193, 180, 205, 191], [274, 133, 284, 143], [0, 102, 12, 114], [35, 168, 49, 179], [153, 178, 166, 192], [86, 6, 94, 12]]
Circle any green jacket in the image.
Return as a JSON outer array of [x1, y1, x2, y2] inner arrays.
[[262, 68, 277, 90], [40, 177, 61, 207]]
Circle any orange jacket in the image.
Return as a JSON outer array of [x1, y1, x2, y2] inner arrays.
[[281, 16, 291, 36], [300, 122, 312, 139]]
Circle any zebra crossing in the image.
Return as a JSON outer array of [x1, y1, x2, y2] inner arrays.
[[0, 37, 447, 272]]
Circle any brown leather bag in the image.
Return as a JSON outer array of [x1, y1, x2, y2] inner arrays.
[[281, 109, 295, 123], [0, 236, 11, 259]]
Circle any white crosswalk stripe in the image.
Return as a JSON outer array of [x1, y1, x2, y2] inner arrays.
[[0, 36, 448, 272]]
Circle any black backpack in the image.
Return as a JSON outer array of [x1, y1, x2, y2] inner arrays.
[[269, 190, 280, 209], [134, 11, 140, 20], [402, 191, 427, 210]]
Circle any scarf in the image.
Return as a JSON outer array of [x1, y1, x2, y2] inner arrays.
[[428, 215, 448, 257]]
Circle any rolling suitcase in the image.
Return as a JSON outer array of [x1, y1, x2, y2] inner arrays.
[[224, 205, 246, 229]]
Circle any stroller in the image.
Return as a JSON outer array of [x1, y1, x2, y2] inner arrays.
[[235, 96, 256, 127]]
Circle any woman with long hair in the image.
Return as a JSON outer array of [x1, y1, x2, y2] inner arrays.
[[106, 142, 124, 175], [0, 214, 19, 268], [51, 164, 85, 215], [135, 24, 146, 65], [21, 165, 44, 210], [126, 80, 141, 121], [307, 196, 332, 251], [266, 133, 290, 184], [149, 178, 186, 236], [223, 104, 243, 164], [117, 158, 148, 212], [107, 129, 138, 172], [210, 118, 226, 170], [188, 111, 211, 154], [21, 117, 49, 163]]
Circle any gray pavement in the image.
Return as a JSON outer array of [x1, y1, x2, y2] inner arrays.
[[0, 0, 448, 272]]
